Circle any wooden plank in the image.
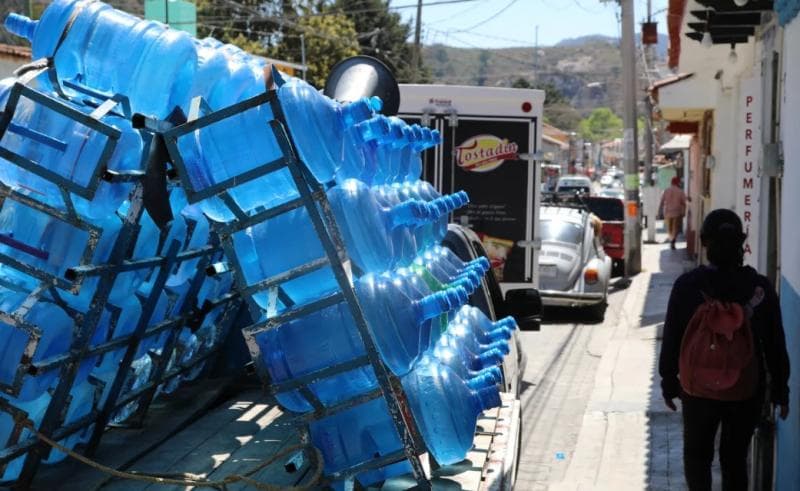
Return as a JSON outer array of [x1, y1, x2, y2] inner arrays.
[[100, 389, 268, 491], [31, 377, 236, 491]]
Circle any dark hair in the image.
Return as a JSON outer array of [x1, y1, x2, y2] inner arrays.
[[700, 209, 746, 269]]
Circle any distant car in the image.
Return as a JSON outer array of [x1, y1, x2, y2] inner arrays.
[[555, 175, 592, 198], [598, 187, 625, 201], [537, 205, 612, 318], [584, 196, 625, 276], [599, 174, 614, 187]]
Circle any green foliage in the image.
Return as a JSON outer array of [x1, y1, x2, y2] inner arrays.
[[534, 82, 567, 106], [578, 107, 623, 142], [546, 104, 582, 131], [511, 77, 531, 88], [333, 0, 419, 82], [278, 12, 360, 87]]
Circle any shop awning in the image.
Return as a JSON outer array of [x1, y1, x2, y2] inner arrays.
[[659, 134, 693, 153]]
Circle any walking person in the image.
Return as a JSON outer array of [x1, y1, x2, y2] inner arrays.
[[659, 209, 790, 491], [660, 176, 687, 249]]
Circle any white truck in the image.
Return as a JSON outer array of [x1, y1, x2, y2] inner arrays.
[[398, 84, 545, 293]]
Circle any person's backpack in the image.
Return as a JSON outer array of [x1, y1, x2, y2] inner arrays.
[[678, 286, 763, 400]]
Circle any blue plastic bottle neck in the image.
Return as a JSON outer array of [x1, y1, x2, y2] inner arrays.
[[494, 317, 518, 331], [417, 286, 467, 321], [475, 385, 502, 412], [340, 97, 382, 128], [476, 347, 505, 369], [466, 257, 491, 274], [4, 13, 37, 42], [466, 371, 497, 391], [486, 326, 513, 342], [387, 200, 431, 228], [354, 115, 391, 144], [485, 339, 510, 355]]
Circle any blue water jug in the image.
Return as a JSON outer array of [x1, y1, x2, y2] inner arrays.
[[337, 115, 393, 184], [355, 274, 468, 376], [0, 390, 50, 480], [5, 1, 198, 118], [308, 397, 412, 487], [253, 302, 377, 413], [397, 127, 442, 183], [0, 78, 145, 222], [42, 379, 98, 464], [108, 353, 152, 424], [0, 288, 84, 402], [402, 357, 501, 465], [157, 328, 198, 395]]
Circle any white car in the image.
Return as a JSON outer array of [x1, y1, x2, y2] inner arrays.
[[554, 175, 592, 198], [599, 174, 614, 187], [537, 205, 612, 319]]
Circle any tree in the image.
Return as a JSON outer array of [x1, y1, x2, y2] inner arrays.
[[533, 82, 567, 106], [273, 12, 360, 87], [546, 104, 582, 131], [512, 77, 531, 89], [578, 107, 623, 142], [334, 0, 419, 82]]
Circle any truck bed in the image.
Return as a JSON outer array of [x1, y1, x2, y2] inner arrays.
[[32, 378, 520, 490]]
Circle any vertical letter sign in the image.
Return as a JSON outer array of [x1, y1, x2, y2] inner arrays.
[[737, 77, 761, 267]]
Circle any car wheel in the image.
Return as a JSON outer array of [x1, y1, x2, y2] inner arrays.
[[588, 301, 606, 321]]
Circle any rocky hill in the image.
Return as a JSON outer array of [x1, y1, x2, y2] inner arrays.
[[422, 33, 668, 123]]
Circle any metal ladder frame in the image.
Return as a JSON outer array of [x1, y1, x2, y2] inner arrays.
[[0, 70, 243, 487], [162, 88, 433, 489]]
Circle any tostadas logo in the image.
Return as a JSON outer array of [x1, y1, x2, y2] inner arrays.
[[455, 135, 519, 172]]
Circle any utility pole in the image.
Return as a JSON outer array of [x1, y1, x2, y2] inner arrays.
[[621, 0, 641, 276], [533, 25, 539, 79], [300, 34, 307, 81], [643, 0, 657, 243], [411, 0, 423, 83]]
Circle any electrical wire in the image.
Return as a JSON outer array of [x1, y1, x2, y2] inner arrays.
[[455, 0, 520, 32]]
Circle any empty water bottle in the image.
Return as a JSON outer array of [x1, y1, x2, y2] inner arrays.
[[0, 391, 49, 481], [401, 357, 501, 465], [109, 354, 152, 424], [253, 302, 377, 413], [355, 274, 468, 376], [43, 380, 98, 464], [5, 1, 198, 118], [0, 78, 145, 221]]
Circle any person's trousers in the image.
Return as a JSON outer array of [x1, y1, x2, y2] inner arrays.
[[681, 394, 761, 491], [665, 216, 682, 241]]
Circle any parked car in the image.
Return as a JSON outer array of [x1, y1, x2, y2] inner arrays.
[[443, 224, 536, 397], [599, 174, 615, 187], [555, 175, 592, 199], [584, 196, 625, 276], [536, 205, 612, 319], [598, 187, 625, 200]]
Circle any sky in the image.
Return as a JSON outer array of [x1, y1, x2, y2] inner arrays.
[[398, 0, 669, 48]]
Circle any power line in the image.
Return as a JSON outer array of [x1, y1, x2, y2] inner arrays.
[[456, 0, 520, 32]]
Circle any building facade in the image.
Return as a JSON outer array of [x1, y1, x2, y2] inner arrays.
[[656, 1, 799, 488]]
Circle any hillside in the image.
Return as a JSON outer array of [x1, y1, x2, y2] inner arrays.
[[422, 33, 668, 127]]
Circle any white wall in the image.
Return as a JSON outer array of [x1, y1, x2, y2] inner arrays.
[[781, 20, 800, 294]]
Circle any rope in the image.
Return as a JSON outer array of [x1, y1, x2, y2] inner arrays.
[[21, 419, 324, 490]]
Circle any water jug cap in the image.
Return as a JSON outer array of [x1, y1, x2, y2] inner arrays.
[[486, 339, 510, 355], [431, 129, 443, 145], [480, 366, 503, 384], [4, 13, 37, 42], [466, 371, 498, 391], [449, 276, 476, 295], [477, 348, 505, 369], [495, 317, 519, 331], [476, 385, 502, 411], [454, 190, 470, 207], [448, 286, 469, 309], [467, 257, 492, 274], [487, 326, 513, 342]]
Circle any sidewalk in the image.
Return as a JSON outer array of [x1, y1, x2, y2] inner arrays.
[[551, 232, 701, 490]]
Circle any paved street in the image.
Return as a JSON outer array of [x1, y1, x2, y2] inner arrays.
[[514, 232, 719, 490]]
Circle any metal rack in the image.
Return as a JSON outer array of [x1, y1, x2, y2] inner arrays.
[[0, 67, 243, 487], [162, 84, 433, 489]]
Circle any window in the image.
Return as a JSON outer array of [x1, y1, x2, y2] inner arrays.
[[540, 220, 583, 244]]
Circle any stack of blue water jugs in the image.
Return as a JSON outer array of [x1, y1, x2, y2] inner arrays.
[[0, 0, 520, 486]]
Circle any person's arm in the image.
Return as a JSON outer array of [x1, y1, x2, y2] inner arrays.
[[761, 282, 791, 412], [659, 275, 693, 408]]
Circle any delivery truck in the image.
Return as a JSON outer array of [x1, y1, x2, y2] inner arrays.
[[398, 85, 545, 292]]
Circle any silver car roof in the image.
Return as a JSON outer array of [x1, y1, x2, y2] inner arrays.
[[540, 205, 587, 225]]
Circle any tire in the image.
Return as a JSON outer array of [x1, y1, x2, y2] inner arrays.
[[588, 301, 606, 321]]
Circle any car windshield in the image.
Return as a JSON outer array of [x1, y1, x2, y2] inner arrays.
[[540, 220, 583, 244], [558, 179, 589, 188]]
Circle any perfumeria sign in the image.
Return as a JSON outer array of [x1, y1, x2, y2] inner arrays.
[[737, 77, 761, 266], [455, 135, 519, 172]]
